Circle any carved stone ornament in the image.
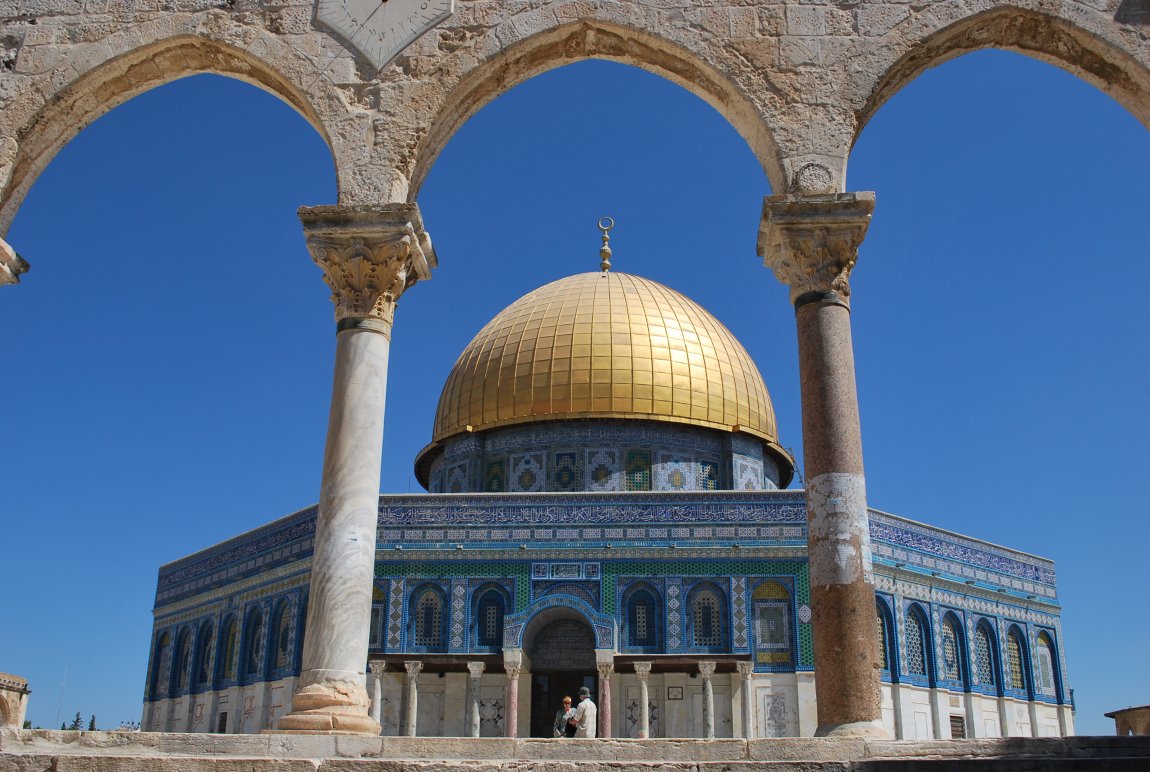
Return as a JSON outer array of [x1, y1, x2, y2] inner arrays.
[[757, 193, 875, 307], [315, 0, 455, 72], [0, 237, 29, 286], [300, 204, 436, 327]]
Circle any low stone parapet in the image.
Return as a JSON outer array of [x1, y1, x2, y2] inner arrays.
[[3, 730, 1150, 770]]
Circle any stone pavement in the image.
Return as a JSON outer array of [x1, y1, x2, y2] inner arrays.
[[3, 730, 1150, 771]]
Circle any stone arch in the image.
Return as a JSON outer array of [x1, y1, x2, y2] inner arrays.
[[402, 19, 789, 199], [0, 695, 9, 728], [855, 7, 1150, 145], [0, 32, 341, 234]]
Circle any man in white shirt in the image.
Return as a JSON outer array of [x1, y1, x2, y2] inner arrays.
[[569, 686, 597, 738]]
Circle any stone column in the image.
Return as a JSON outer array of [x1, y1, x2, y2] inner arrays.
[[758, 192, 884, 738], [278, 205, 434, 735], [633, 662, 652, 739], [467, 662, 485, 737], [596, 659, 614, 739], [404, 661, 423, 736], [368, 661, 386, 727], [503, 663, 522, 738], [699, 661, 716, 739], [736, 661, 755, 739]]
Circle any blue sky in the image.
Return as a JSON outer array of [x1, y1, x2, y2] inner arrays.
[[1, 51, 1147, 735]]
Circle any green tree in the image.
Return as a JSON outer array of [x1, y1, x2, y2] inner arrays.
[[60, 722, 66, 730], [68, 711, 83, 731], [88, 715, 96, 731], [22, 720, 31, 729]]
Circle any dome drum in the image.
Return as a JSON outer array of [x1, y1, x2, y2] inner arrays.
[[417, 419, 789, 494]]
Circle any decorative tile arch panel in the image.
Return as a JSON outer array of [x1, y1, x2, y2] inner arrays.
[[504, 595, 615, 651]]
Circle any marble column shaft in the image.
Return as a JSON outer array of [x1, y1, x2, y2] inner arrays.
[[634, 662, 651, 739], [368, 661, 386, 726], [504, 664, 522, 738], [404, 661, 423, 736], [278, 205, 435, 735], [736, 661, 755, 740], [467, 662, 485, 738], [596, 661, 614, 739], [758, 192, 883, 738], [699, 661, 716, 740]]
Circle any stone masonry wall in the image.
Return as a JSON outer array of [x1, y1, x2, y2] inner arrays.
[[0, 0, 1148, 239]]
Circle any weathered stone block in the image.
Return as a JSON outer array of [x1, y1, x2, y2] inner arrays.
[[785, 6, 826, 36]]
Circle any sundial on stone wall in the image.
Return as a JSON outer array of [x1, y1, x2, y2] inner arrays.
[[316, 0, 454, 71]]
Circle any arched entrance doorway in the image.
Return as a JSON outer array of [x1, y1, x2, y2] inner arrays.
[[527, 618, 597, 737]]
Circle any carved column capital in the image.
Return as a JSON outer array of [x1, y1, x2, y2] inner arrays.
[[301, 204, 436, 329], [633, 662, 652, 681], [596, 662, 615, 679], [698, 661, 717, 680], [736, 661, 754, 678], [0, 238, 29, 286], [757, 193, 874, 308], [404, 660, 424, 679], [368, 660, 388, 677], [467, 661, 486, 678], [504, 663, 523, 679]]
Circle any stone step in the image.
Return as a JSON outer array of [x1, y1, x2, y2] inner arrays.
[[6, 757, 1150, 772], [3, 731, 1150, 772]]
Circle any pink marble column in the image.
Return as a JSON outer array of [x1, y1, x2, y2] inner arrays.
[[699, 661, 716, 740], [504, 663, 522, 738], [597, 661, 614, 738], [759, 192, 884, 738]]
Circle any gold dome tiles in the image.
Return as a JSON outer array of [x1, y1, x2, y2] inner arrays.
[[432, 272, 779, 444]]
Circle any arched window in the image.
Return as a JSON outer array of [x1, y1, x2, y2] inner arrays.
[[194, 621, 214, 688], [411, 584, 447, 651], [940, 614, 965, 684], [972, 622, 997, 689], [243, 608, 265, 678], [752, 580, 793, 668], [624, 585, 660, 650], [271, 602, 293, 671], [876, 599, 894, 674], [688, 583, 727, 651], [475, 588, 506, 649], [1006, 627, 1028, 692], [1036, 632, 1058, 698], [904, 605, 930, 678], [220, 617, 238, 682], [150, 632, 171, 700], [171, 630, 192, 697]]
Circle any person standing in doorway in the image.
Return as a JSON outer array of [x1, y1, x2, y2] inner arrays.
[[553, 695, 576, 737], [569, 686, 597, 738]]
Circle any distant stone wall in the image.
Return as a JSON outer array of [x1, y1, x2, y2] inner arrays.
[[1107, 705, 1150, 736], [0, 673, 29, 729]]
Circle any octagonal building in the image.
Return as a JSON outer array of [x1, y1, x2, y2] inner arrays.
[[144, 262, 1074, 740]]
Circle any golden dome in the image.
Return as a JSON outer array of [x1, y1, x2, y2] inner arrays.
[[429, 271, 785, 448]]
